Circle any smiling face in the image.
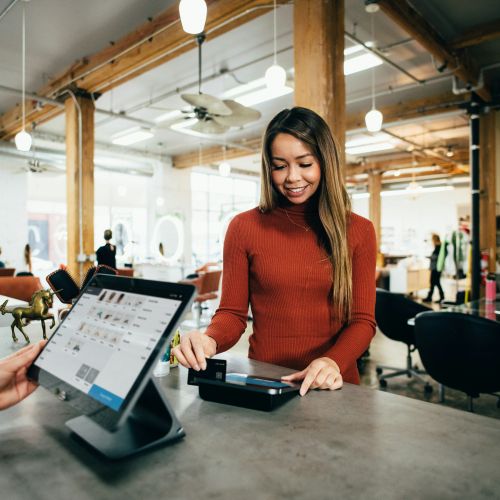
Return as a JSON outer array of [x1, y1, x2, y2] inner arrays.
[[270, 133, 322, 205]]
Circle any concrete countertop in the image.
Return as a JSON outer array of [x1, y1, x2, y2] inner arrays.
[[0, 328, 499, 500]]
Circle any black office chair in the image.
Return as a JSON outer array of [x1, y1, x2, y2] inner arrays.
[[414, 311, 500, 412], [375, 288, 432, 391]]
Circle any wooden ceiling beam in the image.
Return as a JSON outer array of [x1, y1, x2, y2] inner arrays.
[[172, 138, 262, 169], [346, 91, 468, 131], [377, 0, 491, 102], [451, 19, 500, 49], [347, 166, 466, 184], [0, 0, 286, 140], [346, 152, 469, 176]]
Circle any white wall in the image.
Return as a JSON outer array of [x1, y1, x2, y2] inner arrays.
[[0, 165, 29, 271], [148, 160, 193, 267]]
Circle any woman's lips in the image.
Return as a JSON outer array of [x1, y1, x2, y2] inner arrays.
[[285, 186, 308, 197]]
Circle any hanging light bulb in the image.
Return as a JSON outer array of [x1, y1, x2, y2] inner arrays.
[[15, 130, 32, 151], [16, 4, 31, 152], [265, 0, 286, 90], [365, 109, 383, 132], [179, 0, 207, 34], [218, 162, 231, 177], [364, 9, 383, 133], [446, 146, 454, 157], [265, 64, 287, 90]]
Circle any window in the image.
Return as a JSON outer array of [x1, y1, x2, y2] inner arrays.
[[190, 171, 259, 265]]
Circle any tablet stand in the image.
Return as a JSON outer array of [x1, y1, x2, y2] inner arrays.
[[65, 378, 185, 459]]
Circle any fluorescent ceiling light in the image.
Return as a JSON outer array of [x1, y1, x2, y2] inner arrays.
[[222, 76, 293, 107], [346, 142, 395, 155], [112, 127, 154, 146], [154, 109, 184, 123], [235, 85, 293, 107], [344, 53, 383, 75], [223, 77, 268, 99]]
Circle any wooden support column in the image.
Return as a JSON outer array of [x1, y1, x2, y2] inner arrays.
[[368, 171, 382, 250], [479, 111, 497, 272], [294, 0, 345, 167], [65, 93, 95, 281]]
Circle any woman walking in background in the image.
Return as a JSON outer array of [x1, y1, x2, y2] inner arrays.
[[424, 233, 444, 303]]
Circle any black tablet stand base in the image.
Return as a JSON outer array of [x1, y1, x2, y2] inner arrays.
[[66, 378, 184, 459]]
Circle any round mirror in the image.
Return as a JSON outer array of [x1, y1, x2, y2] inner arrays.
[[151, 215, 184, 264]]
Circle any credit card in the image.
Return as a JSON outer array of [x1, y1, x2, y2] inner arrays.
[[187, 358, 227, 385]]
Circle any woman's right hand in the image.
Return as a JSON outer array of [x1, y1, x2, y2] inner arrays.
[[172, 330, 217, 371]]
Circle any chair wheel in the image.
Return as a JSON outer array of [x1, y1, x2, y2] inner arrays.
[[424, 384, 433, 394], [379, 379, 387, 388], [376, 367, 383, 375]]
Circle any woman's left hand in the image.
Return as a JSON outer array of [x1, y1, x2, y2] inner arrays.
[[281, 357, 343, 396]]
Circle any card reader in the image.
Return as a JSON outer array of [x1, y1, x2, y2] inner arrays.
[[188, 359, 300, 412]]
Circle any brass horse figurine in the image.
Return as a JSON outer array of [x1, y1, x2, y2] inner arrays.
[[0, 289, 59, 343]]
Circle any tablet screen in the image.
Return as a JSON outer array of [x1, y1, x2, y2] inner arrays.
[[34, 285, 182, 411]]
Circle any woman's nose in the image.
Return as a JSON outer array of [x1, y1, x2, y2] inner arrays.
[[286, 165, 301, 182]]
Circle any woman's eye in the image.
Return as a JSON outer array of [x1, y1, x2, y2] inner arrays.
[[300, 163, 312, 168], [272, 165, 286, 170]]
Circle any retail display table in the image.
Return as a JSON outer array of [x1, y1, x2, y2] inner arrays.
[[0, 329, 499, 500]]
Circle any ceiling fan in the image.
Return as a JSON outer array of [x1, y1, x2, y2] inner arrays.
[[172, 33, 261, 135]]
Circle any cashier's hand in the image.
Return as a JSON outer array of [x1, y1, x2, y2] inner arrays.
[[0, 340, 47, 411], [172, 330, 217, 371], [281, 357, 343, 396]]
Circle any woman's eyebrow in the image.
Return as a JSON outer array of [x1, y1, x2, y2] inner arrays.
[[271, 153, 313, 161]]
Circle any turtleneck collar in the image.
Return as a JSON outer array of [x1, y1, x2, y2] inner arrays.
[[276, 192, 319, 214]]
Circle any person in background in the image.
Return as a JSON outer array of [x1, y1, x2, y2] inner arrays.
[[424, 233, 445, 303], [16, 244, 33, 276], [96, 229, 117, 269], [0, 247, 5, 268], [173, 107, 376, 396], [25, 244, 32, 274], [0, 340, 46, 410]]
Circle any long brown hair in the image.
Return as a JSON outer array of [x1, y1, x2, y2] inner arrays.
[[259, 107, 352, 323]]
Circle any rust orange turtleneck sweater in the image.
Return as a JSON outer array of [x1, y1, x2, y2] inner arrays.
[[205, 200, 376, 384]]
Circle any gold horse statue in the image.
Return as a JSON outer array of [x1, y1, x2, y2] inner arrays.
[[0, 289, 58, 343]]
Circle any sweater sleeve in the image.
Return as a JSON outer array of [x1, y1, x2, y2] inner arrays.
[[323, 218, 377, 374], [205, 215, 250, 353]]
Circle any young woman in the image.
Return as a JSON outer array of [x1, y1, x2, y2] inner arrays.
[[173, 107, 376, 395]]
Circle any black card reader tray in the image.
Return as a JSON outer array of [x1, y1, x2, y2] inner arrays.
[[198, 383, 297, 411]]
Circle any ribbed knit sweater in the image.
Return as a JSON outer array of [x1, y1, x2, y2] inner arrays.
[[205, 201, 377, 384]]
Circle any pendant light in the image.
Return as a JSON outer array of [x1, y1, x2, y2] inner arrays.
[[15, 3, 32, 152], [364, 12, 383, 133], [265, 0, 286, 90], [179, 0, 207, 35]]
